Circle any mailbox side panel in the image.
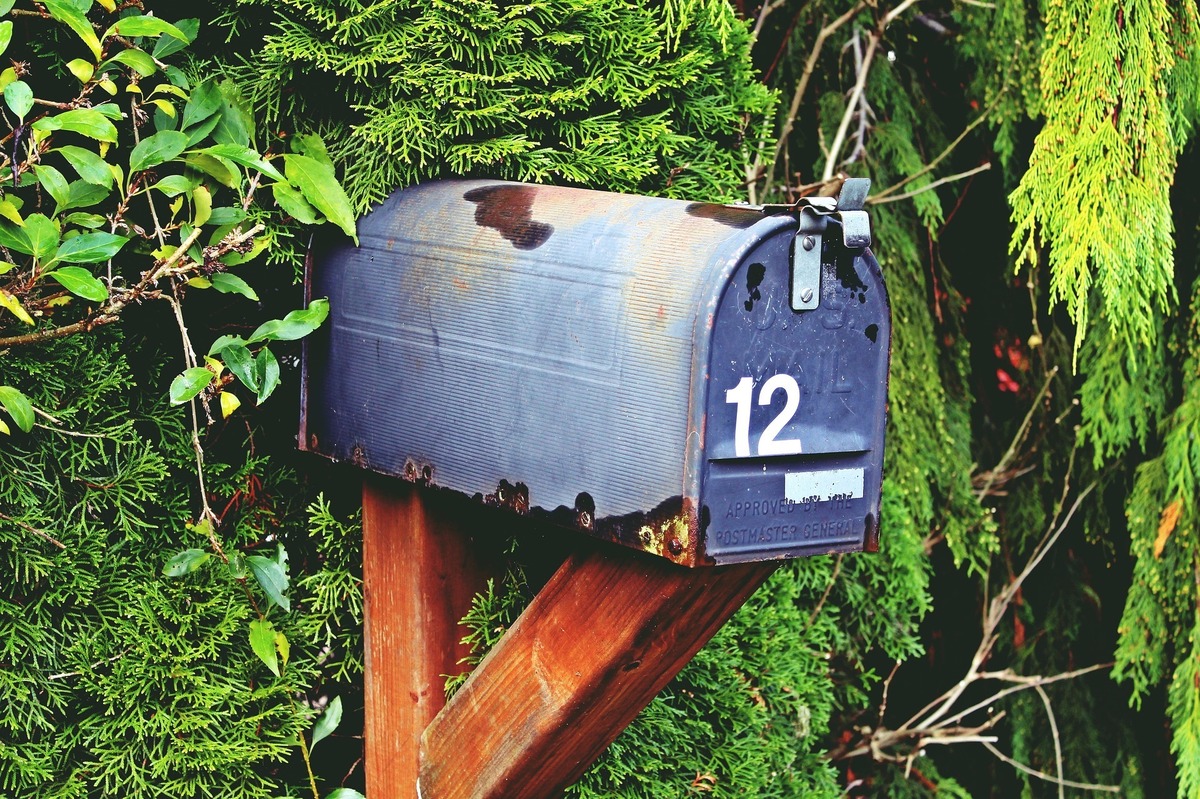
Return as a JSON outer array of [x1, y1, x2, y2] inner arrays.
[[302, 180, 766, 563], [696, 228, 891, 565]]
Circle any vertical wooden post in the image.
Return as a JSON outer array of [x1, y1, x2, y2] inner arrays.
[[362, 477, 499, 799]]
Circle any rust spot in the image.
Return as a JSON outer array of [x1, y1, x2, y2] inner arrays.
[[485, 479, 530, 514], [452, 277, 470, 292], [350, 444, 366, 467], [595, 496, 695, 564], [308, 433, 319, 450], [684, 202, 759, 229], [863, 512, 879, 552], [463, 185, 554, 250]]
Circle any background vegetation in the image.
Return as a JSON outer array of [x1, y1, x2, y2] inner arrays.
[[2, 0, 1199, 797]]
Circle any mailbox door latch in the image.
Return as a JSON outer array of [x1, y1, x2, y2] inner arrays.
[[775, 178, 872, 312]]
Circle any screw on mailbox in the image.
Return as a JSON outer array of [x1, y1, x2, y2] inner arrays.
[[802, 235, 815, 251]]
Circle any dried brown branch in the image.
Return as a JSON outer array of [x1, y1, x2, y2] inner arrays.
[[868, 162, 992, 205], [0, 510, 65, 549]]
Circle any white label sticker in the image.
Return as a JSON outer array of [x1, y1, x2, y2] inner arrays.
[[784, 468, 865, 503]]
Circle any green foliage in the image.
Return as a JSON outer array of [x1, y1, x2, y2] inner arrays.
[[1008, 0, 1197, 361], [216, 0, 774, 210]]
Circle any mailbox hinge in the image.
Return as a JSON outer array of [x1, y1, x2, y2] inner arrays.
[[774, 178, 872, 312]]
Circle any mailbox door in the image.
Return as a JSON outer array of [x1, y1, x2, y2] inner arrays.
[[699, 224, 890, 564]]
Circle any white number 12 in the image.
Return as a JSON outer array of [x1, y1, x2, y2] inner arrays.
[[725, 375, 803, 458]]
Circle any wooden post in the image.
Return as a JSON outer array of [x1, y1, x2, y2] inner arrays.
[[419, 543, 778, 799], [362, 477, 501, 799]]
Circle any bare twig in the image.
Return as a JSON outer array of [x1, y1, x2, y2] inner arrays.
[[0, 510, 66, 549], [980, 742, 1120, 792], [820, 26, 878, 181], [757, 1, 868, 199], [869, 162, 992, 205], [804, 553, 844, 630], [1035, 683, 1065, 799], [751, 0, 791, 42], [974, 365, 1059, 500]]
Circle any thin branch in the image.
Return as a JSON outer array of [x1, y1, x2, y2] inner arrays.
[[974, 365, 1059, 500], [751, 0, 791, 42], [804, 553, 844, 630], [980, 742, 1120, 793], [0, 314, 119, 348], [0, 510, 66, 549], [869, 162, 992, 205], [757, 1, 868, 199], [820, 27, 878, 181], [933, 663, 1113, 732], [1035, 683, 1065, 799]]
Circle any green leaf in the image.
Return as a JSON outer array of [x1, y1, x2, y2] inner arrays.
[[0, 21, 12, 57], [65, 58, 93, 83], [184, 153, 237, 188], [168, 366, 214, 405], [181, 79, 223, 132], [210, 272, 259, 301], [52, 232, 128, 264], [0, 289, 33, 325], [62, 180, 108, 212], [90, 102, 124, 121], [63, 212, 107, 229], [272, 182, 320, 224], [23, 214, 60, 262], [208, 333, 248, 356], [0, 385, 34, 432], [0, 197, 21, 225], [150, 174, 194, 197], [102, 49, 157, 78], [212, 83, 253, 147], [56, 145, 113, 187], [163, 548, 210, 577], [310, 696, 343, 752], [192, 184, 211, 226], [255, 348, 280, 404], [249, 618, 280, 677], [33, 109, 119, 143], [151, 17, 197, 58], [290, 133, 333, 166], [129, 130, 189, 173], [283, 155, 357, 242], [44, 0, 101, 60], [326, 790, 366, 799], [246, 553, 289, 611], [193, 143, 285, 182], [208, 206, 247, 226], [247, 298, 330, 344], [103, 15, 188, 43], [0, 1, 13, 16], [4, 80, 32, 120], [33, 165, 70, 214], [219, 344, 257, 391], [47, 266, 108, 301], [274, 630, 290, 668]]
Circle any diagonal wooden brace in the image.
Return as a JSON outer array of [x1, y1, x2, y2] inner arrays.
[[418, 540, 778, 799]]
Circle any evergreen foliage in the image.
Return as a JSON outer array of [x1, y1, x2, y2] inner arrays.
[[215, 0, 774, 209]]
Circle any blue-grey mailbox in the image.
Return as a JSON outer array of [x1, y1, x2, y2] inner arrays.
[[300, 179, 890, 566]]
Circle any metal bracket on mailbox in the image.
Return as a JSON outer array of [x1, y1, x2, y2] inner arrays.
[[791, 209, 826, 311]]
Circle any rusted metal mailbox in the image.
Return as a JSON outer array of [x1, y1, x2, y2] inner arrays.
[[301, 179, 889, 566]]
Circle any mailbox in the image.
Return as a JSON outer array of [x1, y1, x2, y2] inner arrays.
[[300, 179, 890, 566]]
